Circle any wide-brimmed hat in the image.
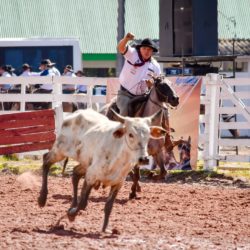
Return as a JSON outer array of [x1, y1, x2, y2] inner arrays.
[[1, 65, 15, 72], [136, 38, 158, 52], [40, 59, 56, 66], [22, 63, 31, 70], [65, 65, 74, 72]]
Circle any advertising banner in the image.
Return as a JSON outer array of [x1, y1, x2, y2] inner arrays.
[[168, 76, 202, 169], [106, 76, 202, 169]]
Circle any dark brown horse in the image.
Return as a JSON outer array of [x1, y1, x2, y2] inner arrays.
[[105, 75, 179, 198]]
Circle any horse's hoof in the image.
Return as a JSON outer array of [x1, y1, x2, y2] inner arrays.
[[147, 172, 154, 179], [129, 192, 136, 200], [152, 174, 165, 181]]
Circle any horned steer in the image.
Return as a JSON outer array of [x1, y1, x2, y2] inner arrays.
[[38, 108, 166, 232]]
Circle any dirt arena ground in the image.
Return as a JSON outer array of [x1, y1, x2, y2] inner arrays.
[[0, 172, 249, 250]]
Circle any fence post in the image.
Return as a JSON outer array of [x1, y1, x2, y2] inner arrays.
[[86, 84, 93, 108], [52, 76, 62, 109], [54, 104, 63, 135], [204, 73, 221, 170], [20, 83, 26, 111]]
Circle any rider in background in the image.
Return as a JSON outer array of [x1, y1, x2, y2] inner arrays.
[[35, 59, 56, 93], [0, 65, 14, 110], [32, 59, 56, 109], [62, 65, 76, 94], [20, 63, 40, 77], [0, 65, 13, 92], [116, 32, 161, 116]]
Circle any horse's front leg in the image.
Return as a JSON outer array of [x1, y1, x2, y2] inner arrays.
[[152, 152, 166, 180], [129, 164, 141, 199]]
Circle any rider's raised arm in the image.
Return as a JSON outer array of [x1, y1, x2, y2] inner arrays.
[[117, 32, 135, 55]]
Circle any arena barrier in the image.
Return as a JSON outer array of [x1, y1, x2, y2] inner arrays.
[[0, 75, 249, 169], [0, 76, 109, 114], [0, 109, 56, 155], [201, 74, 250, 170]]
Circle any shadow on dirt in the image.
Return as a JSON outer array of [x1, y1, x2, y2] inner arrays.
[[136, 170, 250, 189], [52, 194, 72, 202], [33, 226, 118, 239], [51, 194, 129, 205], [89, 196, 129, 205]]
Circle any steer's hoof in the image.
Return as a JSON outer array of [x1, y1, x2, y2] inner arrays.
[[38, 196, 46, 207], [67, 208, 77, 222]]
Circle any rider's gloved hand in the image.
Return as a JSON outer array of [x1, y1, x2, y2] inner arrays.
[[145, 79, 154, 89]]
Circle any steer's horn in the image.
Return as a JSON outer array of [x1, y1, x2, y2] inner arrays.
[[149, 109, 163, 125], [110, 109, 125, 124]]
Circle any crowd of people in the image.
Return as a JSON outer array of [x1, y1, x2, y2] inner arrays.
[[1, 33, 160, 112], [0, 59, 86, 110], [0, 59, 86, 95]]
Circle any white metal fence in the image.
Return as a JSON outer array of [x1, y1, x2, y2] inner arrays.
[[0, 76, 107, 114], [201, 74, 250, 170], [1, 75, 250, 168]]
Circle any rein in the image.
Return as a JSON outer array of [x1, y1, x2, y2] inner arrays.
[[149, 94, 170, 110], [154, 85, 176, 110]]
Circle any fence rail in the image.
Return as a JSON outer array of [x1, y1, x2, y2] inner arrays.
[[202, 74, 250, 169], [0, 76, 108, 113], [1, 75, 249, 168]]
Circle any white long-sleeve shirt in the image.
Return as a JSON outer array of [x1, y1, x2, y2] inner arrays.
[[119, 46, 161, 95]]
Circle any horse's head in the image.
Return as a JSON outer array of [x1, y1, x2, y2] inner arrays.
[[178, 136, 191, 162], [153, 76, 179, 107]]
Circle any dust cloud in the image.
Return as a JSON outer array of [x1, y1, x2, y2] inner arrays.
[[16, 172, 40, 190]]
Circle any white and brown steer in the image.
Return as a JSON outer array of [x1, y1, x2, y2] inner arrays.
[[38, 108, 166, 232]]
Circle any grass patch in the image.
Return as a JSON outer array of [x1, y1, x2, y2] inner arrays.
[[2, 154, 19, 161], [217, 169, 250, 180], [0, 156, 249, 185], [0, 155, 62, 176]]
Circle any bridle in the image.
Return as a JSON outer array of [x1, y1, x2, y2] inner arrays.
[[155, 85, 169, 102], [149, 84, 176, 110], [149, 94, 169, 110]]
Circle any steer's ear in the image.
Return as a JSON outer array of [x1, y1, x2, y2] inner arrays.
[[150, 126, 167, 139], [113, 126, 126, 138]]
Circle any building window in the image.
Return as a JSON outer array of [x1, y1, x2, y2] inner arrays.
[[236, 61, 248, 72], [0, 46, 73, 75]]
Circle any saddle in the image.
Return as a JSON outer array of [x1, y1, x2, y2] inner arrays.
[[127, 94, 149, 117], [106, 93, 150, 119]]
